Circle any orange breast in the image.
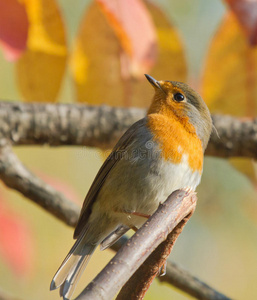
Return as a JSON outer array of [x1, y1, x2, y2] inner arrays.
[[147, 114, 203, 173]]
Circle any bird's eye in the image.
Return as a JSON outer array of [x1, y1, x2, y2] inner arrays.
[[174, 93, 185, 102]]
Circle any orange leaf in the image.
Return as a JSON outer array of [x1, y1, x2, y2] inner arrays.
[[70, 1, 186, 107], [225, 0, 257, 45], [0, 0, 29, 61], [0, 192, 34, 276], [16, 0, 67, 102]]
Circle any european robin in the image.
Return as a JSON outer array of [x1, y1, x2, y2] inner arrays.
[[50, 74, 212, 299]]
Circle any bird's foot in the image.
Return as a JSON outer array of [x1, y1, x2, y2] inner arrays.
[[182, 186, 196, 195], [130, 225, 138, 232], [157, 261, 167, 277]]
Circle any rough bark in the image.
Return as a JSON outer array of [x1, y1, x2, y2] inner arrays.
[[0, 101, 257, 159]]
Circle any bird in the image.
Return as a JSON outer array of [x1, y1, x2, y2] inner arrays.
[[50, 74, 213, 300]]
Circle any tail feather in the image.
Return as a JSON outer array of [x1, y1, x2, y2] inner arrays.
[[51, 219, 120, 299], [50, 233, 97, 300], [60, 250, 95, 300], [50, 230, 87, 290]]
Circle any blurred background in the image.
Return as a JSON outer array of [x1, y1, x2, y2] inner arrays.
[[0, 0, 257, 299]]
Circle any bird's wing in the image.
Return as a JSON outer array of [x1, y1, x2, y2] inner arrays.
[[73, 118, 146, 239]]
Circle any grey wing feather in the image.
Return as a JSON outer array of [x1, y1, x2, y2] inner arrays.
[[73, 118, 146, 238], [100, 225, 130, 251]]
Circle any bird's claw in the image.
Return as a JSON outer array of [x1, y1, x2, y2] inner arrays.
[[157, 261, 167, 277], [182, 186, 196, 195]]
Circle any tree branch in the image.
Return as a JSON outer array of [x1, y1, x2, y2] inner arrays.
[[116, 210, 195, 300], [208, 114, 257, 159], [0, 101, 257, 158], [75, 190, 197, 300], [158, 262, 231, 300], [112, 236, 230, 300], [0, 101, 143, 149]]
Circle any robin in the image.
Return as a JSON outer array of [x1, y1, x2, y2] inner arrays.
[[50, 74, 212, 299]]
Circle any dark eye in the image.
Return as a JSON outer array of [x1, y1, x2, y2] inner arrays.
[[174, 93, 185, 102]]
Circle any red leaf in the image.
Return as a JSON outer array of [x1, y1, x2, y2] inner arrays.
[[0, 0, 29, 61], [96, 0, 158, 78], [0, 193, 34, 276], [225, 0, 257, 45]]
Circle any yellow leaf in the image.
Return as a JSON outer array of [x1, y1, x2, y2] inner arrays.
[[202, 12, 257, 184], [16, 0, 67, 102], [202, 12, 257, 116], [146, 1, 187, 82], [70, 2, 123, 106]]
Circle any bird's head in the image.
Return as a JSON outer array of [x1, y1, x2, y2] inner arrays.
[[145, 74, 212, 150]]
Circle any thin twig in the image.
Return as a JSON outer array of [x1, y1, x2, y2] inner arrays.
[[159, 262, 231, 300], [112, 237, 231, 300], [75, 190, 197, 300], [116, 211, 194, 300]]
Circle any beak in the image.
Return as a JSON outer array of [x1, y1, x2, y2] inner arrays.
[[144, 74, 161, 89]]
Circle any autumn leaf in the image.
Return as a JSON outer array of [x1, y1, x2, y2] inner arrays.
[[145, 1, 187, 83], [96, 0, 158, 78], [224, 0, 257, 45], [0, 191, 34, 276], [202, 12, 257, 184], [16, 0, 67, 102], [70, 0, 187, 108], [202, 12, 257, 116], [0, 0, 29, 61]]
